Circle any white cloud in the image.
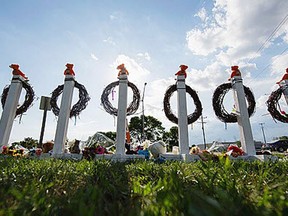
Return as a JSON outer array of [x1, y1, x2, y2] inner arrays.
[[103, 36, 116, 45], [194, 7, 208, 23], [137, 52, 151, 61], [186, 0, 288, 61], [283, 27, 288, 43], [109, 11, 123, 21], [270, 52, 288, 76], [112, 54, 150, 84], [256, 95, 269, 110], [186, 27, 226, 56], [185, 0, 288, 126], [109, 15, 117, 20], [90, 53, 98, 61], [186, 62, 227, 91], [145, 78, 177, 128]]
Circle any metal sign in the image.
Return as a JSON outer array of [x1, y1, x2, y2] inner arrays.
[[39, 96, 51, 111]]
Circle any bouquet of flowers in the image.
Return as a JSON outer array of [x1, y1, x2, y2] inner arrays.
[[1, 145, 25, 157], [82, 145, 108, 160]]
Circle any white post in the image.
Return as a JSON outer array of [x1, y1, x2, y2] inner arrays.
[[115, 74, 128, 155], [177, 75, 189, 154], [52, 75, 75, 156], [231, 75, 256, 155], [159, 65, 200, 161], [0, 75, 24, 147]]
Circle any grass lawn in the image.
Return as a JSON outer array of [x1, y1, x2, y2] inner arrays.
[[0, 156, 288, 216]]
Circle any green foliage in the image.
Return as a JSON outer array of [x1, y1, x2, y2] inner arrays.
[[272, 136, 288, 141], [278, 136, 288, 140], [236, 140, 241, 147], [12, 137, 38, 149], [162, 126, 178, 151], [99, 131, 116, 141], [0, 157, 288, 215], [129, 115, 165, 142]]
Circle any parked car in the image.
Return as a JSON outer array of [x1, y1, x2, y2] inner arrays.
[[265, 140, 288, 152]]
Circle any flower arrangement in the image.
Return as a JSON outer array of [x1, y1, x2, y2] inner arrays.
[[1, 146, 25, 157], [82, 145, 108, 160], [1, 144, 46, 158], [95, 146, 106, 154]]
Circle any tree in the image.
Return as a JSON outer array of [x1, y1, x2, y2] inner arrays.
[[236, 140, 241, 147], [279, 136, 288, 140], [100, 131, 116, 141], [129, 115, 165, 142], [162, 126, 178, 151]]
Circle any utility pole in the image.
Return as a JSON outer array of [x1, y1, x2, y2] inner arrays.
[[141, 83, 147, 142], [259, 122, 267, 144], [200, 115, 207, 149]]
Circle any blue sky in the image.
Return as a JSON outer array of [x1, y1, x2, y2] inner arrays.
[[1, 0, 288, 146]]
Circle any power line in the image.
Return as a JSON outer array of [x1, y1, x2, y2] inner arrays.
[[250, 46, 288, 82], [247, 13, 288, 64]]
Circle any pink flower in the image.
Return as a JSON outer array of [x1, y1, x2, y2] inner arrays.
[[95, 146, 106, 154], [35, 148, 42, 156], [1, 146, 8, 154]]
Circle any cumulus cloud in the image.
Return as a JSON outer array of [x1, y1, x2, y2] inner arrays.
[[186, 0, 288, 61], [185, 62, 227, 91], [270, 52, 288, 76], [112, 54, 150, 84], [184, 0, 288, 128], [186, 27, 226, 56], [194, 7, 208, 23]]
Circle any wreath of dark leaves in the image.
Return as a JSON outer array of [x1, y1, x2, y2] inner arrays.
[[266, 86, 288, 123], [163, 84, 202, 124], [101, 81, 140, 116], [1, 81, 35, 118], [50, 81, 90, 118], [212, 83, 256, 123]]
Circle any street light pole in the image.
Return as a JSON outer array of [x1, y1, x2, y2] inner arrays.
[[141, 83, 147, 142], [259, 122, 267, 144]]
